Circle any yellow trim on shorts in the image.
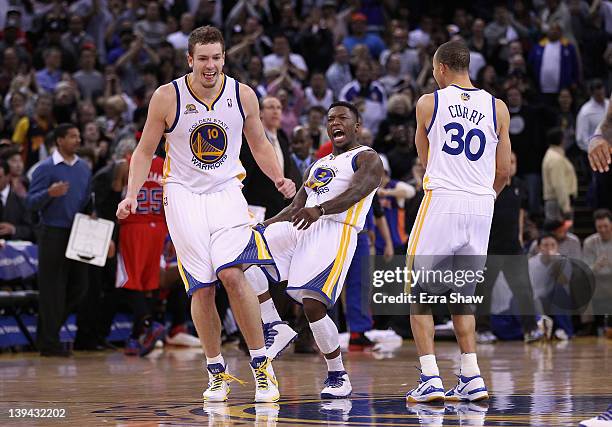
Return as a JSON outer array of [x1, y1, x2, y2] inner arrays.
[[177, 257, 189, 292], [254, 230, 271, 260], [162, 141, 170, 185], [321, 197, 366, 297], [404, 190, 432, 293]]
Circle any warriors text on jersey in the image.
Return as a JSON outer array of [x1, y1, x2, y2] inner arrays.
[[424, 84, 498, 198], [303, 145, 376, 232], [162, 73, 246, 194]]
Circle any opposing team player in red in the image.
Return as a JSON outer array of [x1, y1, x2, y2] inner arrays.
[[115, 149, 168, 356]]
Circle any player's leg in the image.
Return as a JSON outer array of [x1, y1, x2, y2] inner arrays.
[[245, 267, 297, 360], [346, 233, 374, 351]]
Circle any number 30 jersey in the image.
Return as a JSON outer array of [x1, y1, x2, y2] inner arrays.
[[121, 155, 165, 224], [424, 85, 498, 198]]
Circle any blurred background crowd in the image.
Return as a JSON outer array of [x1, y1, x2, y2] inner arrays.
[[0, 0, 611, 356]]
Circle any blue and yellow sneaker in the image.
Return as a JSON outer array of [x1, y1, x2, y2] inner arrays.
[[203, 363, 245, 402], [406, 373, 445, 403]]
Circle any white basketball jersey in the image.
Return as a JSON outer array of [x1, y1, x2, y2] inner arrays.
[[424, 84, 498, 198], [163, 73, 246, 194], [304, 145, 375, 232]]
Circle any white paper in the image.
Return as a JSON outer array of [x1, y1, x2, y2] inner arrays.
[[65, 213, 115, 266]]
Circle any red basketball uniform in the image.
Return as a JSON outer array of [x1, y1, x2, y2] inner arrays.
[[117, 156, 168, 291]]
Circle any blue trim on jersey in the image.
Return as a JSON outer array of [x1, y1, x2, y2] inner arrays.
[[492, 95, 498, 135], [184, 75, 209, 110], [215, 231, 276, 277], [210, 75, 227, 110], [450, 84, 480, 91], [182, 266, 218, 296], [351, 151, 362, 172], [286, 260, 336, 307], [164, 80, 180, 133], [426, 91, 438, 134], [235, 80, 246, 121]]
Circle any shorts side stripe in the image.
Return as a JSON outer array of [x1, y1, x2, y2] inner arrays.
[[177, 257, 189, 293], [405, 191, 432, 293], [321, 206, 355, 296]]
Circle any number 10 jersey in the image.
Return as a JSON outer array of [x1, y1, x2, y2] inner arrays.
[[424, 84, 498, 199]]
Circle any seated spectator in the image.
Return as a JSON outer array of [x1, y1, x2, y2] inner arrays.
[[576, 79, 609, 152], [339, 60, 387, 135], [529, 219, 582, 260], [408, 15, 432, 49], [263, 34, 308, 82], [36, 47, 63, 94], [0, 160, 33, 241], [542, 128, 577, 221], [304, 106, 328, 150], [379, 52, 409, 96], [325, 44, 352, 98], [3, 148, 29, 198], [290, 126, 316, 177], [304, 73, 334, 111], [12, 93, 55, 170], [342, 13, 386, 60]]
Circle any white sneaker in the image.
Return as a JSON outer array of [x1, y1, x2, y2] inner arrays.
[[554, 328, 569, 341], [254, 403, 280, 427], [320, 399, 352, 421], [579, 404, 612, 426], [476, 331, 497, 344], [445, 374, 489, 402], [166, 332, 201, 347], [202, 363, 245, 402], [250, 357, 280, 403], [406, 374, 445, 403], [538, 315, 553, 340], [405, 402, 445, 426], [320, 371, 352, 399], [263, 321, 298, 360]]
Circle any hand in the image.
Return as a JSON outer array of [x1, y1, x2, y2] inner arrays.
[[0, 223, 16, 237], [275, 177, 296, 198], [377, 188, 389, 198], [383, 243, 394, 262], [48, 181, 70, 197], [588, 136, 612, 173], [594, 255, 609, 270], [292, 207, 321, 230], [116, 196, 137, 219]]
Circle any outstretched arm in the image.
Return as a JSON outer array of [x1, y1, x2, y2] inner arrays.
[[589, 94, 612, 172], [240, 83, 296, 198], [493, 98, 512, 196], [292, 150, 384, 230], [116, 85, 172, 219]]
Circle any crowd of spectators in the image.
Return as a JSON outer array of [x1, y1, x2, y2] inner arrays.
[[1, 0, 612, 352]]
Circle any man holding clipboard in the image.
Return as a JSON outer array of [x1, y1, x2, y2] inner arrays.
[[26, 123, 92, 357]]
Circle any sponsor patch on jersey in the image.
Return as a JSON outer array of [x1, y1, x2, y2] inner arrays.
[[184, 104, 198, 114]]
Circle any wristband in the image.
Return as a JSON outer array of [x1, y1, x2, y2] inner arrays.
[[316, 204, 325, 216]]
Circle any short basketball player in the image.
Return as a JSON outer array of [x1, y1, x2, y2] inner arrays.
[[255, 101, 384, 398], [405, 40, 511, 402], [117, 26, 296, 403], [115, 152, 168, 356]]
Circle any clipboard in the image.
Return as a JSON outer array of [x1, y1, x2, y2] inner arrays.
[[65, 213, 115, 266]]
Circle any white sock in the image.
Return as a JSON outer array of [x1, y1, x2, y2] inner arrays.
[[249, 347, 267, 360], [419, 354, 439, 376], [460, 353, 480, 377], [260, 298, 282, 324], [325, 354, 345, 372], [206, 354, 225, 366]]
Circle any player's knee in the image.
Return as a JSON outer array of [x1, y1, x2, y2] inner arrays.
[[192, 285, 215, 302], [303, 298, 327, 322]]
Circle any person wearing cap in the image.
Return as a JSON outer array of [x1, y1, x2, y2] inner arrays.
[[576, 79, 609, 152], [342, 12, 386, 60], [528, 219, 582, 260]]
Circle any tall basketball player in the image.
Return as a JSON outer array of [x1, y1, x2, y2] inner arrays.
[[255, 102, 384, 398], [117, 26, 296, 403], [405, 40, 511, 402]]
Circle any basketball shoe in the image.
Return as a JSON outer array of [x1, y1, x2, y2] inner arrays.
[[445, 374, 489, 402], [579, 405, 612, 426], [406, 372, 445, 403], [321, 371, 352, 399], [250, 356, 280, 403], [203, 363, 245, 402], [263, 321, 298, 360]]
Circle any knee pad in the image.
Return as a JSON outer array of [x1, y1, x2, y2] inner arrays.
[[309, 315, 340, 354], [244, 267, 269, 296]]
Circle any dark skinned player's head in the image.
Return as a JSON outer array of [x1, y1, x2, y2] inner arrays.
[[327, 101, 361, 150]]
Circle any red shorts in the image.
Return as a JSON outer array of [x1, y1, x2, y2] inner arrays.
[[117, 221, 168, 291]]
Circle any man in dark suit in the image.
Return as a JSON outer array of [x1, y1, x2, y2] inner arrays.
[[240, 95, 301, 219], [0, 160, 34, 241]]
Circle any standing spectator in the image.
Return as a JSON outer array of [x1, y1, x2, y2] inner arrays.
[[304, 106, 328, 150], [134, 2, 167, 48], [12, 93, 55, 170], [386, 122, 417, 182], [484, 5, 528, 72], [60, 14, 95, 63], [529, 22, 579, 101], [339, 61, 387, 135], [73, 47, 105, 101], [342, 13, 386, 60], [267, 72, 305, 138], [262, 34, 308, 82], [296, 7, 335, 73], [582, 209, 612, 331], [35, 47, 63, 94], [26, 123, 92, 357], [556, 88, 577, 151], [166, 12, 195, 52], [325, 44, 352, 98], [289, 126, 316, 177], [379, 27, 420, 80], [542, 128, 578, 221], [576, 79, 609, 152], [0, 160, 33, 241], [304, 73, 334, 111], [468, 18, 489, 61]]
